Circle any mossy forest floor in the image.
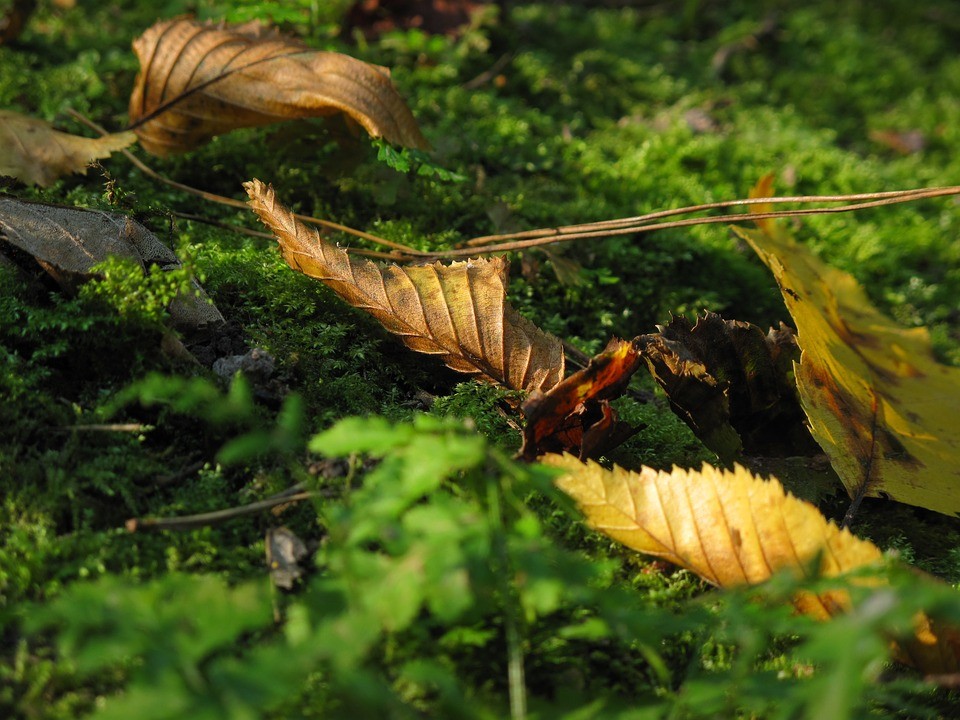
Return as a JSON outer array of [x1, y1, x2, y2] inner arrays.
[[4, 1, 960, 718]]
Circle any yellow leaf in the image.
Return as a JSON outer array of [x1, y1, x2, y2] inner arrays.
[[732, 191, 960, 516], [546, 453, 960, 672], [129, 18, 429, 156], [245, 179, 564, 392], [747, 171, 776, 233], [547, 454, 881, 616], [0, 110, 136, 187]]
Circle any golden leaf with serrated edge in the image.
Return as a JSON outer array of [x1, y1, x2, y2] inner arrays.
[[732, 177, 960, 517], [0, 110, 136, 187], [245, 179, 564, 392], [546, 454, 960, 673], [129, 18, 429, 156]]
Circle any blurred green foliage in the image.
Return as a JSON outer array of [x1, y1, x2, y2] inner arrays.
[[16, 414, 960, 718]]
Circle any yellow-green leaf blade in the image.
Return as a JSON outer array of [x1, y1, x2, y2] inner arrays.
[[545, 454, 960, 673], [546, 454, 883, 594], [733, 220, 960, 517]]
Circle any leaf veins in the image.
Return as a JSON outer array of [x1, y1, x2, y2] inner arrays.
[[547, 453, 960, 673], [245, 179, 564, 392], [129, 18, 430, 156]]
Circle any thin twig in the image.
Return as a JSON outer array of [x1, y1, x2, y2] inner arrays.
[[68, 110, 960, 262], [153, 460, 206, 488], [168, 210, 276, 240], [562, 340, 593, 368], [63, 423, 149, 432], [68, 109, 426, 258], [461, 52, 514, 90], [125, 491, 317, 532], [263, 482, 307, 501], [416, 188, 960, 258], [460, 187, 955, 247]]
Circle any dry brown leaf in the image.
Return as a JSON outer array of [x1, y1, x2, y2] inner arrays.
[[546, 453, 960, 672], [129, 18, 430, 156], [245, 179, 564, 392], [0, 110, 136, 187]]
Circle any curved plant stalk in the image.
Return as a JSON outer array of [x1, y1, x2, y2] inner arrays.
[[68, 110, 425, 260], [68, 113, 960, 262], [460, 187, 957, 247]]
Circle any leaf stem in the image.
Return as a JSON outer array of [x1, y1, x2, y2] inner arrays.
[[67, 109, 424, 258], [487, 476, 527, 720]]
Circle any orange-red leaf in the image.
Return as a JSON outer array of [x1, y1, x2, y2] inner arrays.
[[521, 338, 640, 460]]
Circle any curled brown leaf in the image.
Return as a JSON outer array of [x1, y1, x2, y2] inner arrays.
[[129, 18, 429, 156], [245, 179, 564, 392]]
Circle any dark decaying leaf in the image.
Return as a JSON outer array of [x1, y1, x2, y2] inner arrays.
[[246, 179, 564, 393], [635, 311, 819, 462], [521, 338, 641, 461], [266, 526, 309, 590], [0, 196, 223, 332], [129, 18, 429, 156]]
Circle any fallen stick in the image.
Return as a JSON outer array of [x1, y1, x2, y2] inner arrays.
[[125, 491, 317, 532]]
